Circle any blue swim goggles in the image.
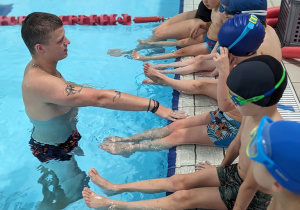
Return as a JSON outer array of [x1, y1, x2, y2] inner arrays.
[[219, 5, 267, 16], [247, 116, 300, 194], [217, 14, 258, 54]]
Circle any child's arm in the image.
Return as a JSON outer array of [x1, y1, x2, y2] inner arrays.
[[233, 163, 259, 210], [190, 21, 211, 39], [214, 47, 236, 112], [220, 120, 243, 166]]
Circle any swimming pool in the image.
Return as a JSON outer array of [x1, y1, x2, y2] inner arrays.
[[0, 0, 181, 209]]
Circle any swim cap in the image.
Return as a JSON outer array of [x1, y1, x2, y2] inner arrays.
[[220, 0, 230, 7], [226, 55, 287, 107], [261, 119, 300, 194], [218, 14, 265, 56], [226, 0, 267, 21]]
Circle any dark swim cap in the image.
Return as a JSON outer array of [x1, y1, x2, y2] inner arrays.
[[226, 0, 267, 21], [226, 55, 287, 107], [218, 14, 265, 56]]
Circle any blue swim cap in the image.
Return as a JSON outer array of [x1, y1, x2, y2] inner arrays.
[[258, 119, 300, 194], [218, 14, 265, 56], [226, 0, 267, 21], [220, 0, 230, 7]]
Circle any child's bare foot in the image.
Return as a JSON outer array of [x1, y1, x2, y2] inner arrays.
[[107, 48, 123, 57], [138, 38, 147, 44], [99, 142, 135, 157], [88, 168, 119, 196], [132, 50, 148, 61], [143, 62, 168, 85], [142, 78, 157, 85], [195, 161, 215, 171], [103, 136, 128, 143], [82, 187, 112, 209]]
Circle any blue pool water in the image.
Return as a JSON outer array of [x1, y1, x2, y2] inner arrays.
[[0, 0, 180, 209]]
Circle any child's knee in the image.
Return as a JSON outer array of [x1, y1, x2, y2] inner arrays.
[[171, 190, 194, 206], [154, 28, 166, 39], [169, 174, 187, 190]]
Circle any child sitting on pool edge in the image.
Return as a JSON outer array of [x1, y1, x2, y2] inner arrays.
[[248, 118, 300, 210], [82, 55, 287, 209], [99, 13, 265, 157]]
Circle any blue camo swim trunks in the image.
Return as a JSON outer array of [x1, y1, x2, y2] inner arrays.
[[204, 34, 217, 53], [207, 110, 241, 147]]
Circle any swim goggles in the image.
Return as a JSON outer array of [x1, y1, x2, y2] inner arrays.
[[228, 66, 286, 106], [219, 4, 267, 16], [217, 14, 258, 54], [246, 116, 300, 194]]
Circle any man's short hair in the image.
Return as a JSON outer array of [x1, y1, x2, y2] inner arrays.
[[21, 12, 63, 55]]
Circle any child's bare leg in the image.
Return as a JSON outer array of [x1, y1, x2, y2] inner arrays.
[[104, 111, 212, 143], [139, 35, 204, 47], [83, 166, 226, 209], [159, 59, 215, 75], [143, 62, 218, 99], [100, 114, 214, 156], [148, 11, 203, 41], [132, 50, 178, 61], [133, 43, 209, 61], [88, 164, 219, 193], [103, 127, 172, 143], [153, 57, 197, 69], [83, 187, 226, 210], [153, 53, 216, 69]]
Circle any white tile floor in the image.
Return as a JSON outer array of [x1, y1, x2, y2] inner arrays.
[[172, 2, 300, 208]]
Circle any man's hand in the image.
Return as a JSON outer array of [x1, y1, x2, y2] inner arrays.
[[155, 105, 188, 121]]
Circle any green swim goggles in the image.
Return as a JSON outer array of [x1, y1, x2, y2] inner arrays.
[[228, 66, 286, 106]]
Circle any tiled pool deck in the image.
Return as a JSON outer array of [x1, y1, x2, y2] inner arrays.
[[171, 0, 300, 191]]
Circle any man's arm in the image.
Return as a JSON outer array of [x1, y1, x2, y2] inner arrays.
[[220, 119, 243, 167], [233, 163, 259, 210], [33, 75, 187, 121]]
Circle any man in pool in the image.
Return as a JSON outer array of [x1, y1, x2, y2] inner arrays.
[[21, 12, 187, 208], [248, 118, 300, 210], [82, 55, 287, 209], [99, 13, 265, 157]]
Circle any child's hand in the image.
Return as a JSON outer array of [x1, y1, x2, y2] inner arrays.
[[190, 22, 205, 39], [213, 47, 236, 75]]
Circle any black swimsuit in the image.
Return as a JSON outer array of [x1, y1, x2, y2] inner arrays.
[[195, 1, 212, 22], [29, 129, 81, 162]]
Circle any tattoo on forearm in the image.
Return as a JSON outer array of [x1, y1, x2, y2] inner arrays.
[[65, 82, 83, 96], [113, 91, 121, 102]]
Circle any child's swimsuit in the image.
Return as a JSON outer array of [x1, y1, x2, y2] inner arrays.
[[207, 110, 241, 147], [204, 34, 217, 53], [195, 1, 212, 22], [28, 107, 80, 162], [217, 164, 272, 210]]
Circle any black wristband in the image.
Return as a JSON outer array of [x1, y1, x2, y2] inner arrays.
[[150, 100, 160, 113]]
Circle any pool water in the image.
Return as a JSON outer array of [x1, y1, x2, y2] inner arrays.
[[0, 0, 180, 209]]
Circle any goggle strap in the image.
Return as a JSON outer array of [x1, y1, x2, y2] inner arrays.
[[263, 66, 286, 97], [227, 15, 257, 50], [241, 10, 267, 16]]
